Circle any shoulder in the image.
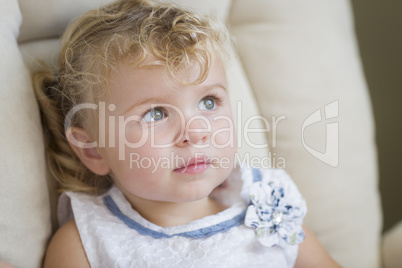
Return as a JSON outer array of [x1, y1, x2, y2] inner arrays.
[[43, 219, 90, 268], [295, 225, 341, 268]]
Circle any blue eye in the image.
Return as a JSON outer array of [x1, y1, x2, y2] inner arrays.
[[142, 108, 166, 122], [198, 97, 215, 110]]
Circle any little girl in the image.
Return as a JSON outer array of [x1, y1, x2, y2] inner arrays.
[[34, 0, 340, 267]]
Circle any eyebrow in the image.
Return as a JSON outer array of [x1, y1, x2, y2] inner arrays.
[[122, 83, 227, 114], [209, 83, 227, 92]]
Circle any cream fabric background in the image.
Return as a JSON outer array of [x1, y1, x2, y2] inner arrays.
[[0, 0, 50, 267], [0, 0, 383, 267]]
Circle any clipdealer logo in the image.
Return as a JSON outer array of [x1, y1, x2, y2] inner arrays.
[[64, 100, 339, 168], [301, 100, 339, 167]]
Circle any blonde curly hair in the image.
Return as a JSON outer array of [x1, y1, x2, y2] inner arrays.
[[33, 0, 231, 194]]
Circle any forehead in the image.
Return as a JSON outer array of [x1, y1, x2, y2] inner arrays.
[[106, 57, 227, 108]]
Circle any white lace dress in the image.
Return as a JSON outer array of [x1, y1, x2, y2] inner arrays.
[[58, 168, 307, 268]]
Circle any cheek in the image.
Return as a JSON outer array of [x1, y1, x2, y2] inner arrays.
[[210, 113, 236, 148], [114, 166, 163, 197], [134, 122, 177, 148], [111, 148, 169, 187], [123, 123, 151, 145]]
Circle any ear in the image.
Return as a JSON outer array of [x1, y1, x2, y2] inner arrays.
[[66, 127, 110, 176]]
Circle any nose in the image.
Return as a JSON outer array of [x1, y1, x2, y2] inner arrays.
[[176, 115, 211, 147]]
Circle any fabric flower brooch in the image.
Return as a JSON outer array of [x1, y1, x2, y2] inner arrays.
[[244, 170, 307, 247]]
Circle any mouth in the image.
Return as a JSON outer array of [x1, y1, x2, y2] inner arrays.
[[173, 156, 211, 175]]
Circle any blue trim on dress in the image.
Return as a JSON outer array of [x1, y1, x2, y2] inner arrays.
[[103, 195, 246, 239], [252, 168, 262, 182]]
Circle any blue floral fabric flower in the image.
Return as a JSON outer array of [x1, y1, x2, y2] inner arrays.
[[244, 170, 307, 247]]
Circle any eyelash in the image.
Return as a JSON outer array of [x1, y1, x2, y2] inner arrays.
[[204, 94, 223, 106]]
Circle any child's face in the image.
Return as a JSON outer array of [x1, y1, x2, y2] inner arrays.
[[98, 56, 237, 203]]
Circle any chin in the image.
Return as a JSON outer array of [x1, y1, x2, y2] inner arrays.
[[174, 183, 218, 203]]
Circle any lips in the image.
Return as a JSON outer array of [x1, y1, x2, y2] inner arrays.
[[173, 156, 211, 174]]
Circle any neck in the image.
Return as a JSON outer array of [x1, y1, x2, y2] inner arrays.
[[122, 194, 227, 227]]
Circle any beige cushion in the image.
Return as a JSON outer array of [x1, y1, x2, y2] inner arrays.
[[18, 0, 109, 43], [0, 1, 51, 267], [17, 0, 231, 43]]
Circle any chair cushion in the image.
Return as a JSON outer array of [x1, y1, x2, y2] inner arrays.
[[0, 1, 51, 267]]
